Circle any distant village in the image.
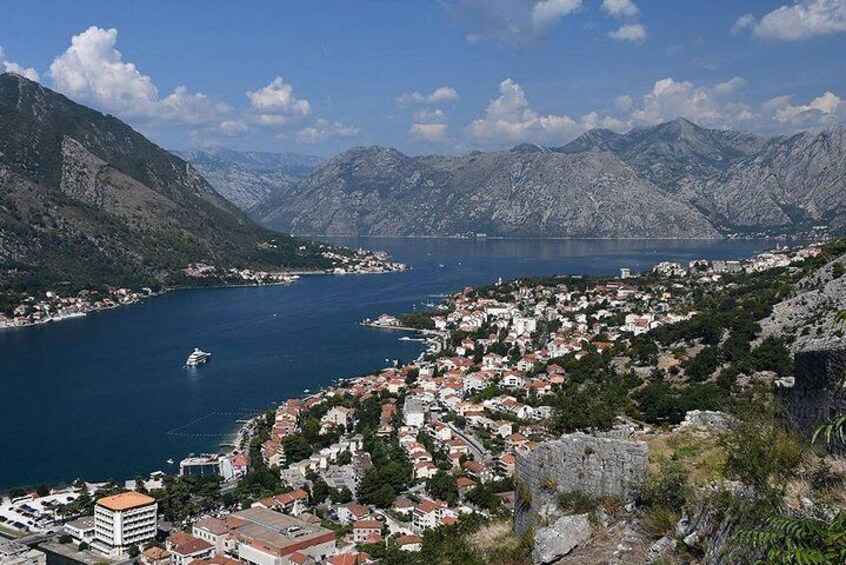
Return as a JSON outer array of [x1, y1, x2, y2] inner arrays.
[[0, 248, 406, 330], [0, 243, 823, 565]]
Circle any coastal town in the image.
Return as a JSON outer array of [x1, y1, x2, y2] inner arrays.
[[0, 242, 830, 564], [0, 248, 406, 330]]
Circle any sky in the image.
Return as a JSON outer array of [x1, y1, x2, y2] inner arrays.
[[0, 0, 845, 156]]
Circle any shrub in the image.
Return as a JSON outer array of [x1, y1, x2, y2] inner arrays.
[[720, 400, 805, 492], [639, 460, 691, 511], [641, 505, 679, 539], [557, 491, 598, 515]]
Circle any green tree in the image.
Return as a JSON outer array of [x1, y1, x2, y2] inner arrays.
[[741, 513, 846, 564], [427, 472, 458, 506], [684, 346, 719, 382]]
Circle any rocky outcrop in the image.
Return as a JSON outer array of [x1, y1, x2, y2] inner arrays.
[[676, 410, 734, 432], [533, 513, 592, 564], [760, 251, 846, 352], [514, 433, 649, 536]]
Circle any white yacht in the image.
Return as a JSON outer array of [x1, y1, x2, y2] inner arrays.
[[186, 348, 212, 367]]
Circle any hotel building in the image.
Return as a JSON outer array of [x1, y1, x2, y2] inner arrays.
[[92, 491, 158, 557]]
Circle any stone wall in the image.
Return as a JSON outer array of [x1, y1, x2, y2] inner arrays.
[[514, 432, 649, 536], [778, 348, 846, 443]]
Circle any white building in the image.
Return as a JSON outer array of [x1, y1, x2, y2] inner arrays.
[[92, 491, 158, 557], [403, 396, 426, 428], [64, 516, 96, 544], [321, 406, 354, 432], [0, 541, 46, 565]]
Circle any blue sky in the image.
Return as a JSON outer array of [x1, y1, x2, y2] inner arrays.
[[0, 0, 844, 155]]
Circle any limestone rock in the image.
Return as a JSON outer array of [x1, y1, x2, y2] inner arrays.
[[532, 513, 592, 564], [515, 433, 649, 536], [676, 410, 733, 432]]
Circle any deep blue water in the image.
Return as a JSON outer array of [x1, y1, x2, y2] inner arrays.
[[0, 238, 775, 490]]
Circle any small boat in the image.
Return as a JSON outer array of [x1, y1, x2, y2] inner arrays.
[[166, 459, 174, 465], [186, 348, 212, 367]]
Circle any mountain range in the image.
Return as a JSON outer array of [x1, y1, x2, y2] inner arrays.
[[175, 149, 322, 212], [0, 73, 334, 292], [214, 118, 846, 239]]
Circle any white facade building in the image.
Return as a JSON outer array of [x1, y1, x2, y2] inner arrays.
[[403, 396, 426, 428], [92, 491, 158, 557]]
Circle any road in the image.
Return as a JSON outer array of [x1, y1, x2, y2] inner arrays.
[[444, 421, 489, 461], [12, 531, 56, 546]]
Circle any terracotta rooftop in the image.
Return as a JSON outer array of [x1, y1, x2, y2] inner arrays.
[[168, 531, 213, 555], [395, 534, 423, 546], [96, 491, 156, 511], [352, 520, 382, 529]]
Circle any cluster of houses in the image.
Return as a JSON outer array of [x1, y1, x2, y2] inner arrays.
[[37, 243, 825, 564], [320, 248, 408, 275], [0, 287, 154, 328], [652, 244, 822, 279]]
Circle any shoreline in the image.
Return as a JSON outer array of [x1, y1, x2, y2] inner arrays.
[[0, 265, 409, 333], [312, 234, 815, 242], [0, 240, 798, 493]]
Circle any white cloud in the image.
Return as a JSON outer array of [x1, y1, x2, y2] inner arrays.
[[409, 123, 449, 142], [49, 26, 228, 124], [219, 119, 248, 134], [628, 77, 751, 127], [614, 94, 633, 111], [246, 77, 311, 126], [465, 78, 626, 145], [713, 76, 747, 94], [769, 91, 846, 126], [602, 0, 639, 18], [399, 88, 456, 144], [734, 0, 846, 41], [619, 76, 845, 133], [295, 119, 359, 144], [731, 14, 755, 34], [462, 76, 844, 148], [531, 0, 582, 32], [397, 86, 459, 107], [414, 109, 447, 123], [443, 0, 582, 45], [0, 46, 40, 81], [608, 23, 647, 42]]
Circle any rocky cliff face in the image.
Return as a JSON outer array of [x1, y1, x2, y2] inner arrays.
[[256, 145, 720, 238], [685, 128, 846, 233], [0, 73, 333, 290], [253, 118, 846, 238], [759, 250, 846, 351]]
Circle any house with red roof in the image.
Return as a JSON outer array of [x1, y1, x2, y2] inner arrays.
[[352, 520, 383, 543]]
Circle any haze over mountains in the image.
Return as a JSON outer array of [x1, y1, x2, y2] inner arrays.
[[192, 118, 846, 240], [176, 149, 323, 212], [0, 73, 335, 291]]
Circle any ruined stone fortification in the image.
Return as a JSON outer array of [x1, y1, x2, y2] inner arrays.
[[514, 432, 649, 536], [779, 348, 846, 443]]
